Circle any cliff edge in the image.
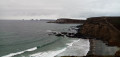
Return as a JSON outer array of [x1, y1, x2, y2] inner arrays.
[[79, 17, 120, 47]]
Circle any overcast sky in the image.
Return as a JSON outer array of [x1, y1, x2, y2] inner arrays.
[[0, 0, 120, 20]]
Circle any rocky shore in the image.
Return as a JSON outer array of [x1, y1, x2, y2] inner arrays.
[[51, 16, 120, 57]]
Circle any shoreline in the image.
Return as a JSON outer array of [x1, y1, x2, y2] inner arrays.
[[53, 16, 120, 57], [56, 38, 90, 56]]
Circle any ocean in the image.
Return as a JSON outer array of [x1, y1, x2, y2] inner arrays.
[[0, 20, 90, 57]]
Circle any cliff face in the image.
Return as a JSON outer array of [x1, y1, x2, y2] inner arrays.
[[79, 17, 120, 47]]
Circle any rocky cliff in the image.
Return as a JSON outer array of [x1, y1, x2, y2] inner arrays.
[[79, 17, 120, 47]]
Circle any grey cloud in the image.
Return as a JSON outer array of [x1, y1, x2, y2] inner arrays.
[[0, 0, 120, 19]]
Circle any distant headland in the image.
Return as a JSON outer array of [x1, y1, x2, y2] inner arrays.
[[47, 18, 86, 24]]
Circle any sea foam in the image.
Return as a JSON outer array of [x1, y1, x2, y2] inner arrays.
[[57, 39, 90, 56], [29, 48, 67, 57], [2, 39, 89, 57], [29, 39, 82, 57], [2, 47, 37, 57]]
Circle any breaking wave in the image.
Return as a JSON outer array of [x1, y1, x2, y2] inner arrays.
[[2, 47, 37, 57]]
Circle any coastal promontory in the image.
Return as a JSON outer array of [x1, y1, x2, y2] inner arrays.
[[79, 16, 120, 47], [47, 18, 86, 24]]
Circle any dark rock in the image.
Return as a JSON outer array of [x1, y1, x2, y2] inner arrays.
[[55, 34, 64, 37], [76, 25, 83, 28], [61, 32, 68, 35]]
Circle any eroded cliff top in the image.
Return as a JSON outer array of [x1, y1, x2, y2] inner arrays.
[[87, 16, 120, 30]]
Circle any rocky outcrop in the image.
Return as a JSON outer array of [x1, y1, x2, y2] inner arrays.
[[79, 17, 120, 47], [47, 18, 86, 24]]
